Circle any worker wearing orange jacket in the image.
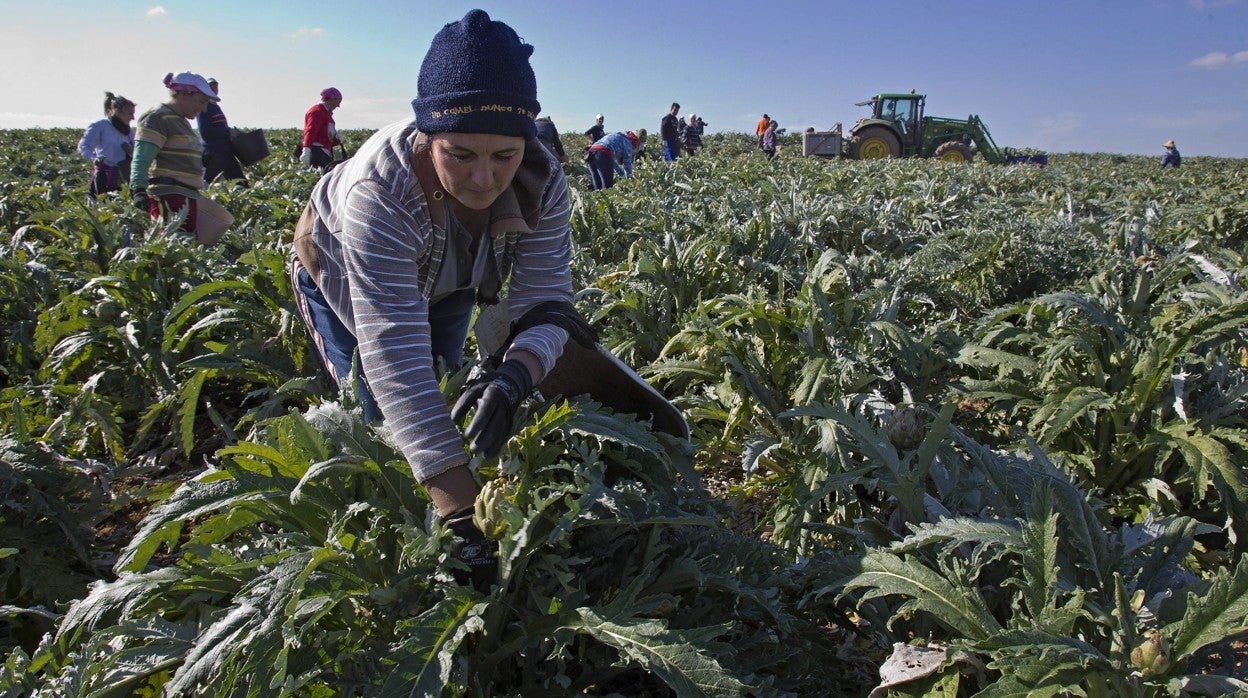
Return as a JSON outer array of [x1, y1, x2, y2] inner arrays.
[[755, 114, 770, 150]]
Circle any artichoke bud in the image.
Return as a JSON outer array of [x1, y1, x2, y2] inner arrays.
[[886, 406, 924, 451], [1130, 629, 1171, 677], [473, 478, 518, 540], [94, 300, 121, 322]]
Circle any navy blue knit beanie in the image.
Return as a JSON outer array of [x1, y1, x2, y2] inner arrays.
[[412, 10, 539, 139]]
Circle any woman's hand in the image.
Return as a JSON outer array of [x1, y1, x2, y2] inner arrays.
[[451, 359, 533, 458], [131, 188, 150, 211]]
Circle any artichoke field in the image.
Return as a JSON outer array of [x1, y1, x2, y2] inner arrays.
[[1, 128, 1247, 696]]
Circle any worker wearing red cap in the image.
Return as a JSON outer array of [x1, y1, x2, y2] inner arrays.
[[301, 87, 343, 170]]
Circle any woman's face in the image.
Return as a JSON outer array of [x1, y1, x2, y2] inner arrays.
[[172, 91, 211, 118], [112, 103, 136, 123], [429, 132, 526, 211]]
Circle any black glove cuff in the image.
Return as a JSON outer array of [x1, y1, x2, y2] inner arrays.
[[440, 507, 498, 591], [493, 360, 533, 403], [439, 507, 475, 532]]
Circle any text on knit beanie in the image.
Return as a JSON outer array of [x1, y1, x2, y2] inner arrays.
[[411, 9, 540, 139]]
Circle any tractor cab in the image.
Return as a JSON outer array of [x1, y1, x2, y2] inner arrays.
[[856, 93, 925, 155]]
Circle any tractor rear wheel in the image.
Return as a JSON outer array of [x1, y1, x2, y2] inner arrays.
[[848, 127, 900, 160], [934, 141, 974, 163]]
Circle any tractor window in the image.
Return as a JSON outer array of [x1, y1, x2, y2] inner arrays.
[[881, 99, 898, 121], [881, 98, 918, 137], [892, 100, 917, 127]]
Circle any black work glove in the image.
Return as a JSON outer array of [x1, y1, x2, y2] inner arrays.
[[450, 359, 533, 459], [441, 508, 498, 593], [131, 188, 151, 212]]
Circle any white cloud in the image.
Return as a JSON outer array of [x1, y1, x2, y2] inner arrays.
[[290, 27, 326, 39], [1189, 50, 1248, 68], [146, 6, 167, 18]]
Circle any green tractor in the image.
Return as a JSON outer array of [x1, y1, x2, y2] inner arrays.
[[843, 92, 1046, 165]]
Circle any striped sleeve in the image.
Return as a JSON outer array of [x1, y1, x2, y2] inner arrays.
[[338, 178, 468, 481], [326, 141, 576, 484], [137, 106, 204, 190]]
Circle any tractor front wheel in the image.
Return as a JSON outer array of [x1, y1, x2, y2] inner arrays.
[[848, 127, 900, 160], [934, 141, 974, 163]]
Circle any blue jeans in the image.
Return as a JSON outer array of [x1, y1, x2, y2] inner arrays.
[[588, 149, 616, 190], [426, 288, 476, 371], [663, 138, 680, 161], [294, 266, 476, 423], [295, 265, 381, 422]]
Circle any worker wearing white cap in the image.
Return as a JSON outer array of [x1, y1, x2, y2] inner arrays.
[[130, 70, 234, 245], [584, 113, 605, 143]]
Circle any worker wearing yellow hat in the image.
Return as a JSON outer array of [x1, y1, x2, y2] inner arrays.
[[1161, 139, 1181, 168]]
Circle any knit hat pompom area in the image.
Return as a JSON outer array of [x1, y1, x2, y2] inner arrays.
[[411, 9, 540, 139]]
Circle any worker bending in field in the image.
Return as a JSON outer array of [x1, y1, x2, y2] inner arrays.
[[1161, 139, 1181, 168], [586, 131, 639, 190], [289, 10, 585, 593]]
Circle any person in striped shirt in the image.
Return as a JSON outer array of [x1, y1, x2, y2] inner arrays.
[[130, 71, 234, 245], [289, 10, 576, 591]]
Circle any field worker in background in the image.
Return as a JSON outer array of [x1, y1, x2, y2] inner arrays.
[[78, 92, 136, 202], [301, 87, 343, 171], [130, 72, 234, 246], [288, 10, 582, 593], [660, 102, 681, 161], [587, 130, 640, 190], [756, 113, 770, 150], [535, 115, 568, 163], [584, 113, 605, 145], [762, 118, 778, 160], [633, 128, 650, 161], [1161, 139, 1181, 168], [683, 114, 705, 157], [198, 78, 248, 186]]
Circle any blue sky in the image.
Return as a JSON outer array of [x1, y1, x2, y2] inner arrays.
[[4, 0, 1246, 156]]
